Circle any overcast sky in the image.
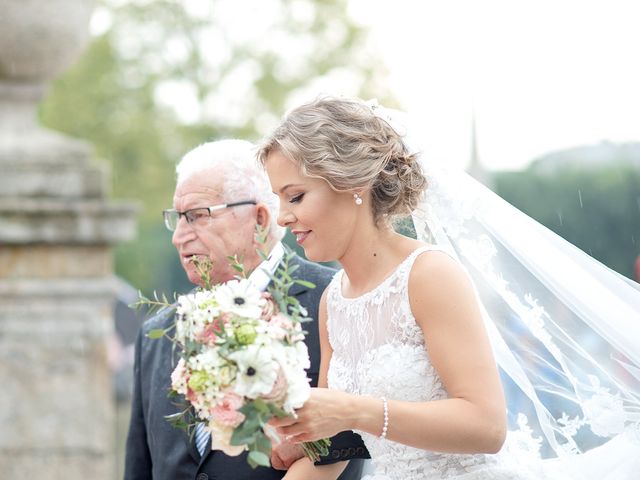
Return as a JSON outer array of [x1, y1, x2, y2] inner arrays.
[[92, 1, 640, 171], [350, 0, 640, 170]]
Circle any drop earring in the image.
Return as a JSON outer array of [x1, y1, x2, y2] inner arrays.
[[353, 193, 363, 205]]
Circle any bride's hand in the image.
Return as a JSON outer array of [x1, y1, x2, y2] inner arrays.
[[269, 387, 354, 443]]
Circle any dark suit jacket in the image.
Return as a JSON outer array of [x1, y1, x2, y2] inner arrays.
[[124, 255, 368, 480]]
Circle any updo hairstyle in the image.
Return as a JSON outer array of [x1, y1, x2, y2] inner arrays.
[[257, 97, 427, 225]]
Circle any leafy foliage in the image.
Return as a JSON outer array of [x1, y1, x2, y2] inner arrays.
[[39, 0, 393, 296], [494, 165, 640, 280]]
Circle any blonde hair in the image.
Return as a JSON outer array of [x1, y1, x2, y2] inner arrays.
[[257, 97, 427, 225]]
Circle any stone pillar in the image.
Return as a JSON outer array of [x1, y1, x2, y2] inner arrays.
[[0, 1, 137, 478]]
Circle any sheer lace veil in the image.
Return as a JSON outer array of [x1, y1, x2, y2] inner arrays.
[[369, 101, 640, 460]]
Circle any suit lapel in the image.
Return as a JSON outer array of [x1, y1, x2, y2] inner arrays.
[[287, 281, 309, 298], [195, 432, 212, 467], [186, 427, 201, 464], [284, 256, 311, 298]]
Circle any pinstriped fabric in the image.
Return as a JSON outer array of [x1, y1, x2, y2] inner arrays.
[[195, 422, 209, 457]]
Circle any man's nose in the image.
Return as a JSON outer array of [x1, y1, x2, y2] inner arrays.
[[171, 216, 194, 246]]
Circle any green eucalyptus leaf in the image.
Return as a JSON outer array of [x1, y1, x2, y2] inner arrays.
[[252, 398, 270, 415], [147, 328, 166, 339], [294, 279, 316, 288], [230, 424, 257, 445], [267, 403, 287, 418], [248, 450, 271, 468], [254, 431, 273, 455]]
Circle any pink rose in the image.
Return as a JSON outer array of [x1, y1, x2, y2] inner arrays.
[[261, 367, 288, 403], [261, 293, 279, 320], [186, 387, 198, 403], [220, 312, 233, 329], [196, 318, 222, 345], [170, 358, 189, 394], [211, 392, 246, 427], [268, 313, 294, 340], [269, 313, 293, 330]]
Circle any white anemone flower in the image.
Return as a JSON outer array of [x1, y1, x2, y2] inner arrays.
[[215, 279, 263, 318], [175, 290, 219, 343], [228, 345, 278, 399]]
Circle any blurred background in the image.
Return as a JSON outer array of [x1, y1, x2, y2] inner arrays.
[[26, 0, 640, 476]]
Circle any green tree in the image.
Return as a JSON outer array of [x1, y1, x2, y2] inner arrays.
[[40, 0, 394, 295], [494, 166, 640, 280]]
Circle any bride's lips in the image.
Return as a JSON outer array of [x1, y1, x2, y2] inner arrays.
[[292, 230, 311, 245]]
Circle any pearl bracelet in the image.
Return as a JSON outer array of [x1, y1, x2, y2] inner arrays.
[[380, 396, 389, 439]]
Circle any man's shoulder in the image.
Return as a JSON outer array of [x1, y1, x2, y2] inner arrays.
[[140, 304, 177, 333]]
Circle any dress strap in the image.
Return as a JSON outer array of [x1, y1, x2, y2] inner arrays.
[[398, 245, 453, 283], [405, 244, 449, 265]]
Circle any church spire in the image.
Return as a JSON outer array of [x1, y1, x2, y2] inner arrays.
[[467, 108, 492, 188]]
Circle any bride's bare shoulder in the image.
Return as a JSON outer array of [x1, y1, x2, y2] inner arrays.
[[409, 248, 473, 298]]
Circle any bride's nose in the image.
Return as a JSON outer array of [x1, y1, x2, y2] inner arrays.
[[277, 207, 295, 227]]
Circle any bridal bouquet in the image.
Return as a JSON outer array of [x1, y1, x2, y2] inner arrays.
[[141, 248, 330, 468]]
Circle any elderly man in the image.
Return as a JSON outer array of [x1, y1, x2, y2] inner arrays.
[[124, 139, 367, 480]]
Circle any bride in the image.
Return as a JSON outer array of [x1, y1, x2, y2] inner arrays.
[[259, 96, 640, 479]]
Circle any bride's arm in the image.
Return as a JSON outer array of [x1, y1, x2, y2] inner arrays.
[[361, 250, 507, 453], [273, 251, 507, 454], [282, 457, 347, 480], [316, 287, 332, 390]]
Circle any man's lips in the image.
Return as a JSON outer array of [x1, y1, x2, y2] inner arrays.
[[181, 253, 206, 264]]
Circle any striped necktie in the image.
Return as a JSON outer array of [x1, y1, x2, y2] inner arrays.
[[195, 422, 210, 457]]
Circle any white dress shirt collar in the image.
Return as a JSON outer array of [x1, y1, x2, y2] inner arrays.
[[247, 242, 285, 292]]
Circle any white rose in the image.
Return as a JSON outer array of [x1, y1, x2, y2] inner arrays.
[[208, 421, 246, 456]]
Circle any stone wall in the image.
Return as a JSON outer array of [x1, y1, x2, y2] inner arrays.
[[0, 1, 137, 478]]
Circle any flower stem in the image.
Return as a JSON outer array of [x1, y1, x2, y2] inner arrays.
[[301, 438, 331, 462]]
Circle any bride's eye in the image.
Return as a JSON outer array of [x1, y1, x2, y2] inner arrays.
[[289, 193, 304, 203]]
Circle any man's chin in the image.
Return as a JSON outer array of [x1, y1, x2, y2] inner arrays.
[[185, 270, 225, 287], [184, 268, 204, 287], [183, 262, 234, 287]]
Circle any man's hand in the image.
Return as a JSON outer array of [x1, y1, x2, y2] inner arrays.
[[271, 440, 305, 470], [266, 424, 306, 472]]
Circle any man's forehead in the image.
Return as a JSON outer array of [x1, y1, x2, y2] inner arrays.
[[174, 172, 224, 200]]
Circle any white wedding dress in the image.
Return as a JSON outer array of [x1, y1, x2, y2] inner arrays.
[[326, 246, 640, 480]]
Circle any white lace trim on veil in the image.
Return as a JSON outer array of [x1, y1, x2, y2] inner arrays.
[[369, 101, 640, 466]]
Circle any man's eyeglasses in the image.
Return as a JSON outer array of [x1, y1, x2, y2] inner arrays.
[[162, 200, 257, 232]]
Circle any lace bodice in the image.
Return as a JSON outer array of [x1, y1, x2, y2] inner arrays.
[[326, 247, 522, 480]]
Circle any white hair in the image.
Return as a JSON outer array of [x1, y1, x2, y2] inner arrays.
[[176, 139, 284, 241]]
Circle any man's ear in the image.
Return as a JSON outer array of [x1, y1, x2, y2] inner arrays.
[[255, 203, 271, 235]]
